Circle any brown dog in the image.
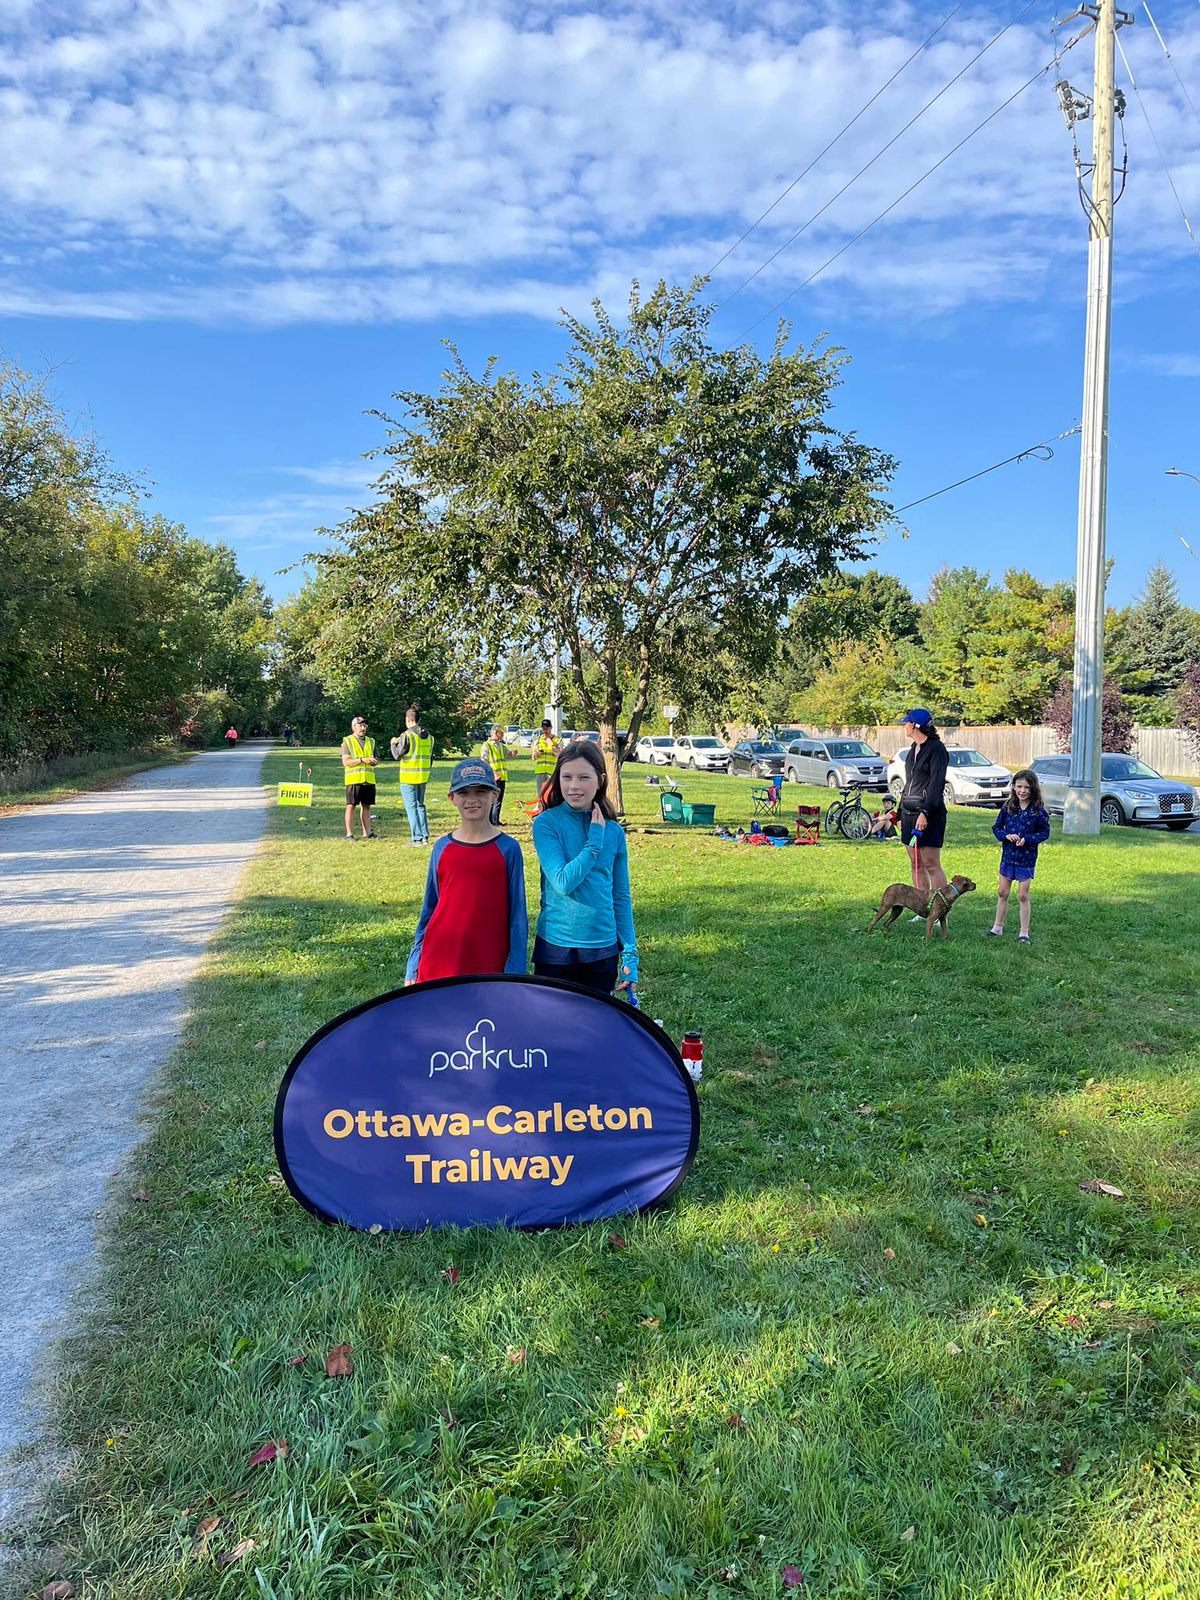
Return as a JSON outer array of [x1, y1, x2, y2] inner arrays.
[[865, 875, 977, 941]]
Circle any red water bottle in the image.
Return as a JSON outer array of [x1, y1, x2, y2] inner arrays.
[[681, 1031, 703, 1083]]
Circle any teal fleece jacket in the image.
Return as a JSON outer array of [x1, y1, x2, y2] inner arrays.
[[531, 802, 638, 981]]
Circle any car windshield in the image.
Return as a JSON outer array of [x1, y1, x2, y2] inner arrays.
[[1101, 755, 1160, 780], [749, 742, 784, 755], [690, 738, 724, 749], [828, 741, 876, 758], [947, 749, 991, 767], [648, 737, 673, 747]]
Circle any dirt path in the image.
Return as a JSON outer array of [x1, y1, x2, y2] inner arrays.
[[0, 745, 270, 1532]]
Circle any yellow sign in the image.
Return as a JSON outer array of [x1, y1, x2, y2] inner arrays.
[[278, 783, 313, 807]]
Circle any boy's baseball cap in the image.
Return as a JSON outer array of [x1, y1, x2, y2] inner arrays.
[[900, 708, 933, 729], [540, 718, 553, 729], [448, 757, 499, 794]]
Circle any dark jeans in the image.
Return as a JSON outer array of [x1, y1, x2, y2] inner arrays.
[[534, 953, 618, 995], [490, 779, 506, 826]]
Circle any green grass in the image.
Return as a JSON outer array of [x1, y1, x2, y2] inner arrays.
[[15, 750, 1200, 1598], [0, 748, 190, 812]]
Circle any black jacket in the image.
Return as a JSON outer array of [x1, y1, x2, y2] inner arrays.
[[901, 735, 948, 812]]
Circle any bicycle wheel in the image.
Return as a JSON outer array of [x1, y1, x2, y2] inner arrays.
[[839, 803, 871, 841], [823, 802, 844, 836]]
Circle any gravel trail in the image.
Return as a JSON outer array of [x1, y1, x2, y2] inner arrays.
[[0, 745, 269, 1532]]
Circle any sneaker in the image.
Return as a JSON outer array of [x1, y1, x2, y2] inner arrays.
[[986, 928, 1003, 937], [344, 834, 355, 842], [1018, 933, 1031, 945], [365, 831, 377, 839]]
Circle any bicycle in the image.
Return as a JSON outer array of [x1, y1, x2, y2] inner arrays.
[[823, 782, 869, 838]]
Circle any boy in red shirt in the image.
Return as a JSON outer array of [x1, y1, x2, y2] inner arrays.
[[405, 758, 528, 983]]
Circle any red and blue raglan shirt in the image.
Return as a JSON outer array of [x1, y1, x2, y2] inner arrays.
[[405, 833, 528, 983]]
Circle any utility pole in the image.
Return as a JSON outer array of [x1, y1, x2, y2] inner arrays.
[[1058, 0, 1131, 835], [545, 645, 562, 735]]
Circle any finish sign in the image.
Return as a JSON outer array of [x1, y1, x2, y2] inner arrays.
[[277, 782, 313, 807], [274, 975, 699, 1230]]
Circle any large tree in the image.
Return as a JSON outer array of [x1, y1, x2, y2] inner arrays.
[[1108, 561, 1199, 723], [323, 281, 895, 804]]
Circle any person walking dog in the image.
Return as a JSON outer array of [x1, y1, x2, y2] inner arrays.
[[341, 715, 378, 840], [479, 724, 509, 826], [898, 709, 949, 904], [391, 704, 433, 845]]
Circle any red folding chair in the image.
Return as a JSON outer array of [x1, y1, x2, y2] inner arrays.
[[794, 804, 821, 845]]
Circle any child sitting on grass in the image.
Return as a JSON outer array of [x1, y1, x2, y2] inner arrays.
[[988, 769, 1051, 945], [405, 758, 528, 984]]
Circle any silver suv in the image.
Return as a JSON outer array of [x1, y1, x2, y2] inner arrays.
[[1031, 753, 1198, 830], [785, 737, 887, 790]]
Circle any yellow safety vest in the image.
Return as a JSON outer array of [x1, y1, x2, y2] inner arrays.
[[399, 731, 433, 784], [343, 735, 375, 784], [480, 739, 508, 782], [533, 734, 558, 777]]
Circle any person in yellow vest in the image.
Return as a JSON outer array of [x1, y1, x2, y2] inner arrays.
[[390, 704, 434, 844], [532, 720, 560, 799], [340, 714, 378, 841], [478, 724, 509, 826]]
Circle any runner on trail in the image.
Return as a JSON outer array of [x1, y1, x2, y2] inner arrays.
[[224, 726, 238, 749], [341, 715, 379, 841], [391, 704, 433, 845]]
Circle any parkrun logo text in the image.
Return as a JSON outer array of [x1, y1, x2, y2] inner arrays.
[[428, 1017, 548, 1080]]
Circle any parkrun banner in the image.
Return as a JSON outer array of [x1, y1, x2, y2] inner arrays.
[[274, 976, 699, 1231]]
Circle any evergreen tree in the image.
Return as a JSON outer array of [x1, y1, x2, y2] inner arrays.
[[1109, 562, 1200, 718]]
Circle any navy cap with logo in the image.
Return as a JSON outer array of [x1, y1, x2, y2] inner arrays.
[[900, 708, 933, 729], [448, 758, 499, 794]]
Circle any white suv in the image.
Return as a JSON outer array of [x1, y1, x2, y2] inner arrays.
[[888, 745, 1011, 807], [634, 735, 675, 765], [672, 736, 731, 771]]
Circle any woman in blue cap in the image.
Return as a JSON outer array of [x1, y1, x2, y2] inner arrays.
[[898, 709, 950, 902]]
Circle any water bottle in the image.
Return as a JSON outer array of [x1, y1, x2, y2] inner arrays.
[[681, 1031, 704, 1084]]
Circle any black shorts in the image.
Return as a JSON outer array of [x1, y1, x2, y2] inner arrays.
[[900, 805, 946, 849], [345, 783, 376, 806]]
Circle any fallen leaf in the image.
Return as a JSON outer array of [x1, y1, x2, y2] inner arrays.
[[901, 1524, 917, 1541], [640, 1316, 661, 1329], [855, 1103, 875, 1116], [726, 1412, 747, 1429], [287, 1354, 307, 1366], [215, 1538, 255, 1568], [42, 1584, 74, 1600], [131, 1187, 151, 1203], [607, 1233, 627, 1250], [1063, 1314, 1084, 1328], [441, 1267, 460, 1285], [883, 1248, 896, 1261], [266, 1173, 285, 1187], [253, 1041, 266, 1052], [945, 1342, 963, 1356], [506, 1345, 527, 1365], [1098, 1298, 1114, 1309], [246, 1439, 287, 1467], [192, 1514, 220, 1552], [1079, 1179, 1125, 1199], [438, 1405, 459, 1430], [972, 1213, 988, 1228], [782, 1566, 805, 1589], [325, 1343, 355, 1378]]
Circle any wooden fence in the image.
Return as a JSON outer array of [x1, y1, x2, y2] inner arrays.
[[808, 723, 1199, 777]]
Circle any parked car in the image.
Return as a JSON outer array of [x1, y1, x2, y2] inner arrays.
[[887, 745, 1012, 807], [504, 724, 522, 743], [771, 726, 810, 744], [634, 735, 675, 765], [671, 735, 731, 772], [728, 739, 786, 778], [783, 737, 887, 790], [516, 729, 535, 747], [1031, 753, 1198, 829]]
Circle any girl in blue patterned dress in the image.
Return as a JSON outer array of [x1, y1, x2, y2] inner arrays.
[[989, 770, 1051, 944]]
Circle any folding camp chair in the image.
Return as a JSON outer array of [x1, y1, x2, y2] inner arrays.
[[751, 782, 781, 818], [660, 790, 716, 827], [794, 804, 822, 846]]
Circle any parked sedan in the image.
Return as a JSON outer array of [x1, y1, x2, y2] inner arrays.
[[1031, 753, 1198, 829], [634, 735, 675, 765], [672, 735, 731, 772], [888, 745, 1012, 806], [728, 740, 786, 778], [784, 737, 887, 790]]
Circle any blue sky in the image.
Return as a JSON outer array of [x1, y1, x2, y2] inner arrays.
[[3, 0, 1199, 608]]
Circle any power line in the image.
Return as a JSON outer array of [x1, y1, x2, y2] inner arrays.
[[739, 42, 1086, 337], [1141, 1, 1200, 132], [715, 0, 1039, 314], [706, 2, 969, 278], [892, 425, 1079, 514], [1116, 32, 1200, 258]]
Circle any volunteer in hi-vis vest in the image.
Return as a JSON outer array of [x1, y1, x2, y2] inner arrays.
[[478, 724, 509, 826], [391, 705, 434, 845], [532, 720, 560, 792], [340, 715, 379, 841]]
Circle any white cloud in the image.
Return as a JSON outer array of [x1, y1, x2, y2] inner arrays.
[[1135, 353, 1200, 378], [1, 1, 1198, 326]]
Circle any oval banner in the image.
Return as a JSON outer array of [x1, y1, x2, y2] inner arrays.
[[274, 975, 699, 1231]]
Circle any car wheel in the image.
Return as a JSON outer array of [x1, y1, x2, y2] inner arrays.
[[751, 762, 763, 778], [1099, 797, 1126, 827], [889, 776, 903, 799], [826, 773, 839, 789], [689, 756, 696, 769], [943, 782, 955, 806], [1166, 819, 1193, 831]]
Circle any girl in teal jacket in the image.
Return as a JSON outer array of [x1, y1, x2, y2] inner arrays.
[[531, 741, 638, 996]]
